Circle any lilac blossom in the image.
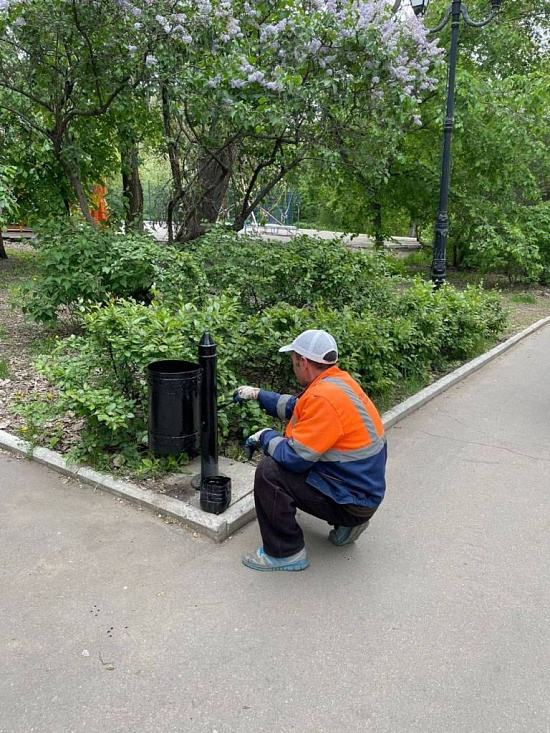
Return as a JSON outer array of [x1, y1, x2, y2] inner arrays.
[[247, 70, 265, 84], [1, 0, 442, 125]]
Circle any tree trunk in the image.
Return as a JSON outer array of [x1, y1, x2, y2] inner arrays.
[[59, 158, 96, 226], [176, 145, 235, 242], [0, 231, 7, 259], [160, 81, 183, 245], [120, 144, 143, 232], [373, 201, 384, 249], [452, 239, 458, 268], [196, 147, 234, 222], [51, 128, 97, 227]]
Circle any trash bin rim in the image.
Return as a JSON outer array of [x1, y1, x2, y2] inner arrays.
[[201, 475, 231, 490], [147, 359, 201, 375]]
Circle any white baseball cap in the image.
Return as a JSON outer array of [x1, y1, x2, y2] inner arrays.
[[279, 329, 338, 365]]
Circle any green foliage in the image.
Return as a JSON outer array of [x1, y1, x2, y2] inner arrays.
[[151, 251, 208, 309], [0, 358, 9, 379], [395, 279, 506, 365], [241, 279, 506, 399], [463, 203, 550, 284], [34, 293, 246, 463], [0, 165, 19, 228], [26, 230, 507, 464], [431, 283, 507, 361], [509, 293, 537, 305], [20, 223, 204, 323], [289, 3, 550, 282], [11, 394, 66, 452], [1, 0, 442, 236], [189, 228, 402, 314], [466, 221, 543, 284]]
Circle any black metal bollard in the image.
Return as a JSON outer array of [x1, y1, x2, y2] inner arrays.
[[198, 331, 219, 479], [197, 332, 232, 514]]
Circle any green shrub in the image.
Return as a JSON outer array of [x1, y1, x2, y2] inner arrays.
[[391, 279, 447, 373], [468, 221, 543, 284], [189, 228, 402, 314], [35, 294, 248, 461], [464, 203, 550, 284], [20, 222, 204, 323], [432, 284, 507, 361], [244, 303, 401, 400], [24, 226, 508, 468]]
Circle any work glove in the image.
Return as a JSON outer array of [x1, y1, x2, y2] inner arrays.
[[234, 385, 260, 404], [244, 428, 269, 460]]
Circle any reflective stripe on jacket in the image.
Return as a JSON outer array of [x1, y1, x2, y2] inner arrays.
[[257, 366, 387, 508]]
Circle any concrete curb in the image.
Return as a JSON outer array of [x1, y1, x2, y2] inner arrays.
[[0, 433, 256, 543], [1, 316, 549, 541]]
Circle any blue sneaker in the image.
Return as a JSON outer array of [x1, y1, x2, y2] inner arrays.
[[242, 546, 309, 572], [328, 520, 370, 547]]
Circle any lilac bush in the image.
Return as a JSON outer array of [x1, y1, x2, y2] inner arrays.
[[0, 0, 442, 236]]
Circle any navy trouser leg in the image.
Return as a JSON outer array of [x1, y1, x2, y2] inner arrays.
[[253, 457, 373, 558]]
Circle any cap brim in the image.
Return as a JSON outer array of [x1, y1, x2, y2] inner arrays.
[[278, 344, 294, 353]]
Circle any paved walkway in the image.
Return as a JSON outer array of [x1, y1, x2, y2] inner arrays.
[[1, 325, 549, 733], [141, 221, 421, 252]]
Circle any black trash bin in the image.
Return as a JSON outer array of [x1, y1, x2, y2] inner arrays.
[[147, 360, 202, 456]]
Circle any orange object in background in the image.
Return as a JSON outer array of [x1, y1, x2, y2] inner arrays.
[[90, 184, 108, 223]]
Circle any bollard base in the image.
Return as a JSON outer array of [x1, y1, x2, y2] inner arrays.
[[200, 476, 231, 514]]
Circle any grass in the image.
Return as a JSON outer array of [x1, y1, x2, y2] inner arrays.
[[508, 293, 538, 304], [25, 333, 61, 357], [0, 358, 9, 379], [6, 248, 39, 276]]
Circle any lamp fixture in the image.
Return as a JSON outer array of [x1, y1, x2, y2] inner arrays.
[[410, 0, 428, 16]]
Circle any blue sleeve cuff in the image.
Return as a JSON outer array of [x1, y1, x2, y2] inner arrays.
[[258, 390, 297, 420], [259, 429, 315, 474]]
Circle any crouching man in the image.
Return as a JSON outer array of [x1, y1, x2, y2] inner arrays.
[[238, 329, 387, 572]]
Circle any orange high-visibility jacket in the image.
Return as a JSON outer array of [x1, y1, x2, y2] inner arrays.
[[257, 366, 387, 508]]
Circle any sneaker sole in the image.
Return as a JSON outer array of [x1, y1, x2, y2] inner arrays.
[[242, 558, 310, 572], [329, 522, 370, 547]]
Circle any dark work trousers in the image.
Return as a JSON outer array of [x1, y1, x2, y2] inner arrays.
[[254, 456, 377, 558]]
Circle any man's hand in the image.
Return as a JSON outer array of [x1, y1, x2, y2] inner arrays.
[[244, 428, 269, 459], [234, 385, 260, 403]]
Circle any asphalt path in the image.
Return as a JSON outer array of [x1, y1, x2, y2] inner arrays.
[[1, 325, 549, 733]]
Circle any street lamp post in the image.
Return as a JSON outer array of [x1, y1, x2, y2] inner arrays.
[[411, 0, 502, 289]]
